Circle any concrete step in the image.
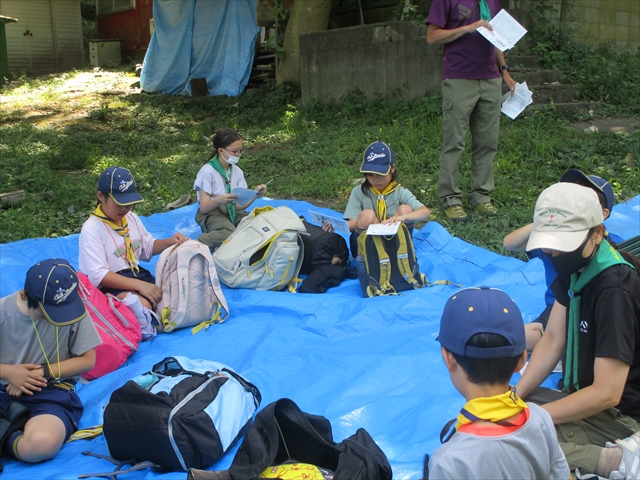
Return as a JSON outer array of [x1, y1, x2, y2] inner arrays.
[[526, 102, 595, 116], [502, 83, 578, 104], [510, 68, 564, 85], [505, 55, 542, 68]]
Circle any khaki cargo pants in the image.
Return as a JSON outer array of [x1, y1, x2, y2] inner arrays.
[[556, 407, 640, 473], [195, 206, 248, 250], [437, 78, 502, 208]]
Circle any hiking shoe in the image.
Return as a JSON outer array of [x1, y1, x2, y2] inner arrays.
[[475, 202, 499, 216], [444, 205, 468, 222], [606, 431, 640, 479]]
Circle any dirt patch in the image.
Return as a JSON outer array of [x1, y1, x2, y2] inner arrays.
[[2, 69, 140, 128]]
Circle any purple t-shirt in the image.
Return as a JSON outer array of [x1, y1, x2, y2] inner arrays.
[[427, 0, 502, 80]]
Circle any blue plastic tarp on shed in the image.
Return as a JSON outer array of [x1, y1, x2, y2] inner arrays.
[[0, 196, 638, 479], [140, 0, 259, 96]]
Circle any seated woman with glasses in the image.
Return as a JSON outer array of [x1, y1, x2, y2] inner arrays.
[[193, 127, 268, 250]]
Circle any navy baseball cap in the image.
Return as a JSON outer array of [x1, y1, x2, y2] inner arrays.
[[24, 259, 87, 326], [98, 166, 143, 206], [438, 287, 525, 358], [360, 141, 395, 175], [560, 169, 614, 211]]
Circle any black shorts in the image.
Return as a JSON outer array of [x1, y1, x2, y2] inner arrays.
[[100, 266, 155, 304], [0, 382, 82, 440]]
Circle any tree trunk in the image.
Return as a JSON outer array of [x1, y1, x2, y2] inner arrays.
[[277, 0, 332, 86]]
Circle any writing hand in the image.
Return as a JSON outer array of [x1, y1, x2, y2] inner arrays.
[[255, 184, 267, 197]]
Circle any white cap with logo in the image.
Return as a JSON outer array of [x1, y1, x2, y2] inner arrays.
[[526, 183, 604, 253]]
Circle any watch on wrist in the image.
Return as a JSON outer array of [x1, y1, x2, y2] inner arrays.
[[41, 362, 53, 382], [499, 65, 510, 73]]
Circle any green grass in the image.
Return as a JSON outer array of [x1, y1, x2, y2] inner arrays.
[[1, 57, 639, 258]]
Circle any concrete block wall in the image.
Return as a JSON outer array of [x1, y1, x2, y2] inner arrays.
[[572, 0, 640, 52], [300, 21, 442, 104]]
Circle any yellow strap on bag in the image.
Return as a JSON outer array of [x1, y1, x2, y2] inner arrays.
[[259, 463, 332, 479], [67, 425, 103, 442]]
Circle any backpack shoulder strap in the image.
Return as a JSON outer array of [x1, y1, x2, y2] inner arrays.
[[358, 230, 394, 296], [396, 224, 424, 289]]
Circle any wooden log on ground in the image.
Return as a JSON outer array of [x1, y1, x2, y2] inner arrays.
[[0, 190, 53, 209]]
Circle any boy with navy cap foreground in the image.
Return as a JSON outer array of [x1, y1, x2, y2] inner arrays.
[[516, 183, 640, 479], [0, 259, 101, 464], [427, 287, 569, 479]]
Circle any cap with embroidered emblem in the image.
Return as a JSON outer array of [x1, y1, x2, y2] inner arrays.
[[437, 287, 525, 358], [98, 166, 143, 206], [526, 182, 603, 253], [360, 141, 395, 175], [24, 258, 87, 326]]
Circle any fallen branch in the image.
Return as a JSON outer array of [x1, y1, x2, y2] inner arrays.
[[0, 190, 53, 209]]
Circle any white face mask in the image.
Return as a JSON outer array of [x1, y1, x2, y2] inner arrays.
[[223, 149, 240, 165]]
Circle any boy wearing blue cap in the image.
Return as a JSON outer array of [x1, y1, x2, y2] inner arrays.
[[0, 259, 101, 463], [339, 141, 431, 257], [428, 287, 569, 479], [79, 167, 187, 310]]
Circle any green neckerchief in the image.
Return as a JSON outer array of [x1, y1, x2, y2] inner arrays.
[[479, 0, 492, 21], [563, 239, 635, 391], [206, 154, 236, 224]]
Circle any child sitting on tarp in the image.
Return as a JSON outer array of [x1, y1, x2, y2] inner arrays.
[[79, 167, 187, 310], [0, 259, 101, 465], [193, 128, 268, 250], [335, 141, 430, 257], [426, 287, 569, 479]]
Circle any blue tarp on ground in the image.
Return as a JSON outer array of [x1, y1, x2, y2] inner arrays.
[[140, 0, 259, 96], [0, 196, 638, 479]]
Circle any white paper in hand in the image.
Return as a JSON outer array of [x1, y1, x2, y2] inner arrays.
[[231, 187, 258, 206], [477, 9, 527, 52], [308, 211, 351, 235], [366, 223, 400, 235]]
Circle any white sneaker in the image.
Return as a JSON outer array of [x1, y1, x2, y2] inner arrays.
[[607, 431, 640, 480]]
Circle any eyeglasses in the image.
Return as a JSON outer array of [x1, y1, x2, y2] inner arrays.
[[224, 147, 244, 156]]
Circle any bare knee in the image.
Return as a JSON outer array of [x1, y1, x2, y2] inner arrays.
[[525, 322, 544, 352], [355, 209, 378, 229], [18, 424, 65, 462], [396, 205, 414, 217]]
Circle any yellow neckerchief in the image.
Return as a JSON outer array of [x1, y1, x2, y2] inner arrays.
[[369, 181, 401, 222], [440, 388, 528, 443], [31, 317, 61, 381], [91, 204, 139, 274]]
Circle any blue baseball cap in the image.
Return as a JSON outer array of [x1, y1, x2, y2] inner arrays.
[[438, 287, 525, 358], [560, 169, 614, 211], [24, 259, 87, 326], [360, 141, 395, 175], [98, 166, 143, 206]]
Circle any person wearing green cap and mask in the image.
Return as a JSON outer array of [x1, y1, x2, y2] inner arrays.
[[427, 0, 516, 222]]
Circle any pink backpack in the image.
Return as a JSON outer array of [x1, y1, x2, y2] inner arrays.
[[77, 272, 142, 380]]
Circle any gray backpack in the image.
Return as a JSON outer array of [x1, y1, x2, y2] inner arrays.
[[155, 240, 229, 333], [213, 206, 306, 291]]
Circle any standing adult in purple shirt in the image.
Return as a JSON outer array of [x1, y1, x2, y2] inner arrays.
[[427, 0, 515, 222]]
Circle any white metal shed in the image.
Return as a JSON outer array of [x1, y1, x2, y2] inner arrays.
[[0, 0, 84, 74]]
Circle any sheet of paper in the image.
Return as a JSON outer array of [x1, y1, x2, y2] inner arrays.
[[501, 81, 533, 119], [366, 222, 400, 236], [308, 210, 351, 235], [231, 187, 257, 206], [477, 9, 527, 52]]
